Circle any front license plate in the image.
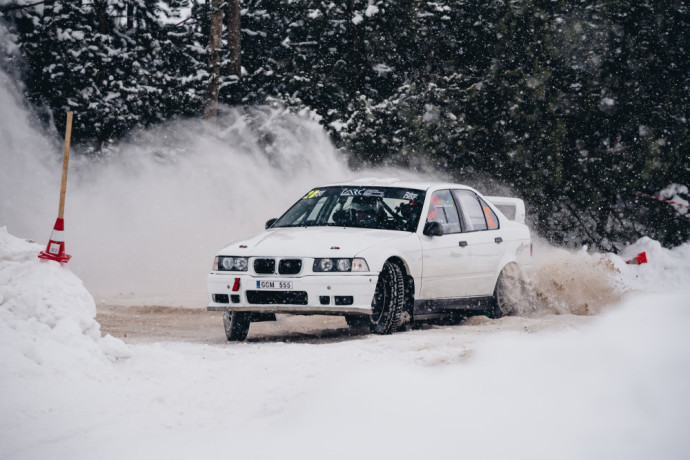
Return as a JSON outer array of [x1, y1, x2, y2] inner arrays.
[[256, 280, 293, 290]]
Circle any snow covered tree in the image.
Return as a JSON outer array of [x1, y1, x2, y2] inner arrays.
[[2, 0, 688, 247]]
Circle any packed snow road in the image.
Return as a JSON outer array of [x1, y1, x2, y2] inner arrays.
[[96, 304, 593, 346], [96, 305, 367, 344]]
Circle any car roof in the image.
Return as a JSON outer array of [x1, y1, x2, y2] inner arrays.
[[321, 177, 475, 192]]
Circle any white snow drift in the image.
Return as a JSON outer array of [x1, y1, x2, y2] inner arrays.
[[0, 227, 129, 373]]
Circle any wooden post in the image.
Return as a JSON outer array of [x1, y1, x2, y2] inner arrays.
[[38, 111, 74, 263], [58, 112, 73, 219]]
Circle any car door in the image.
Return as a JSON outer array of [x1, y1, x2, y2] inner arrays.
[[419, 189, 472, 299], [452, 189, 506, 296]]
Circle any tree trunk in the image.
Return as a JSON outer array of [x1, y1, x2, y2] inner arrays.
[[204, 0, 224, 120], [226, 0, 241, 104], [127, 1, 135, 30], [94, 0, 109, 151], [226, 0, 241, 76]]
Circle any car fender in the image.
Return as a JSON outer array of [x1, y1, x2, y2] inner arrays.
[[353, 233, 423, 281], [490, 230, 532, 292]]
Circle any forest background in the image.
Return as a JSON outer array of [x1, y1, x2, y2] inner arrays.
[[1, 0, 688, 250]]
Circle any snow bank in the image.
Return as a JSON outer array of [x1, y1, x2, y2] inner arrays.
[[619, 236, 690, 291], [261, 292, 690, 460], [0, 227, 129, 378]]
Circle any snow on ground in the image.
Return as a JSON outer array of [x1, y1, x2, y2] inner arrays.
[[1, 226, 689, 460]]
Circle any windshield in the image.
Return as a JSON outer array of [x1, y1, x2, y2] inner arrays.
[[272, 186, 426, 232]]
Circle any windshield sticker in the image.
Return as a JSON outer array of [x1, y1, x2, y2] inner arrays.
[[303, 190, 325, 200], [340, 188, 385, 197], [403, 191, 419, 200]]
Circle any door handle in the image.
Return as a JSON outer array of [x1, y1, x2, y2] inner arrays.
[[494, 237, 503, 244], [458, 241, 468, 247]]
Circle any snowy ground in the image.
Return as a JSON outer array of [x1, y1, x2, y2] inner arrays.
[[1, 227, 690, 460]]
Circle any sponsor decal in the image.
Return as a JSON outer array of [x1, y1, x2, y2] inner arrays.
[[340, 188, 384, 197], [303, 189, 325, 199], [403, 191, 419, 200]]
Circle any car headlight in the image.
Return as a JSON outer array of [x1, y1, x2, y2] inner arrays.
[[221, 257, 235, 270], [233, 257, 248, 271], [337, 258, 352, 272], [317, 258, 334, 272], [313, 258, 369, 272], [215, 256, 248, 271]]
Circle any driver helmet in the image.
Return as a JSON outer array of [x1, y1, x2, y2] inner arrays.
[[350, 196, 379, 225]]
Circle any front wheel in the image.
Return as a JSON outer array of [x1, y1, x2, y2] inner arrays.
[[369, 261, 405, 334], [223, 311, 251, 341]]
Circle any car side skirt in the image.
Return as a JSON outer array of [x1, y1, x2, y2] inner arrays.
[[413, 296, 495, 316]]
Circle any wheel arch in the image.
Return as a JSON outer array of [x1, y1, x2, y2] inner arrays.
[[491, 253, 521, 294]]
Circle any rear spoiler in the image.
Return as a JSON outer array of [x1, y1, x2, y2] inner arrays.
[[486, 196, 526, 224]]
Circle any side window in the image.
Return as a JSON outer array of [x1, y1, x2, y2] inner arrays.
[[426, 190, 462, 234], [478, 197, 499, 230], [452, 190, 488, 231]]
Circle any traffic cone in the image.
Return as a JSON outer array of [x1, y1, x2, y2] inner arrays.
[[625, 251, 647, 265], [38, 217, 71, 263]]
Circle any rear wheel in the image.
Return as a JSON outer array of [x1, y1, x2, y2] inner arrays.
[[223, 311, 251, 341], [492, 264, 526, 318], [369, 261, 405, 334]]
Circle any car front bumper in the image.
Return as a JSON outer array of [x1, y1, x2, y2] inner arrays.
[[206, 272, 378, 315]]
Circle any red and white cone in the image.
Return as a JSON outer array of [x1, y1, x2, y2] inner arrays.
[[625, 251, 647, 265], [38, 218, 71, 263]]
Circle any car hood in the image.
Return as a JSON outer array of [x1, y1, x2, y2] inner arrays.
[[218, 226, 412, 258]]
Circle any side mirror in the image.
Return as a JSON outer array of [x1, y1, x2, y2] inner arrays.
[[423, 221, 444, 237], [265, 218, 277, 230]]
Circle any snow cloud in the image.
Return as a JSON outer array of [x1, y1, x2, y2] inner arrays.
[[0, 70, 425, 306]]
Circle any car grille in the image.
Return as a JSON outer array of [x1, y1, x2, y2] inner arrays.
[[278, 259, 302, 275], [254, 258, 276, 274], [245, 290, 308, 305]]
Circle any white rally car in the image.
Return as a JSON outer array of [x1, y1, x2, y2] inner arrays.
[[207, 178, 532, 341]]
